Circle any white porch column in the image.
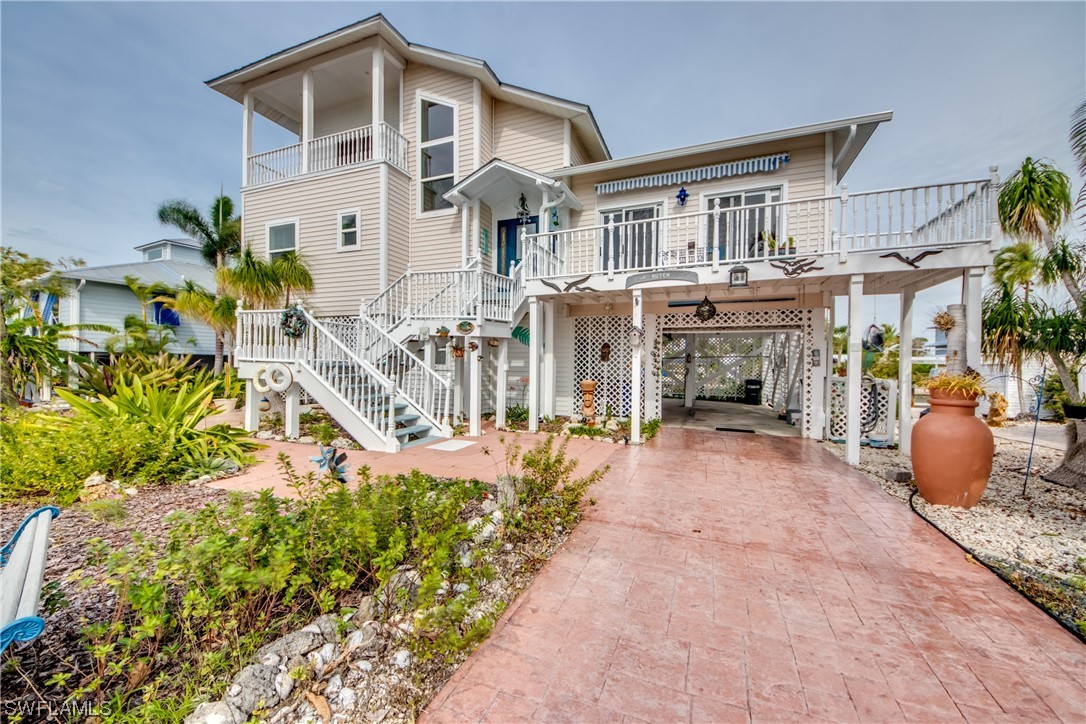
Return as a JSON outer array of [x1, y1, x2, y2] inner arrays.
[[284, 383, 301, 439], [809, 308, 827, 440], [964, 267, 984, 369], [824, 297, 835, 440], [472, 200, 482, 260], [453, 347, 463, 423], [242, 91, 253, 186], [846, 274, 864, 465], [899, 287, 915, 456], [301, 70, 314, 173], [469, 344, 482, 437], [683, 333, 697, 408], [543, 301, 556, 418], [461, 205, 471, 267], [243, 380, 261, 432], [643, 314, 659, 419], [528, 298, 541, 432], [371, 45, 385, 158], [496, 338, 509, 429], [631, 290, 644, 444]]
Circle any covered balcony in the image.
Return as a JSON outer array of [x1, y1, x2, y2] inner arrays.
[[239, 41, 406, 187]]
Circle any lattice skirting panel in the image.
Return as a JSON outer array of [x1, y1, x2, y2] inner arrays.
[[828, 378, 898, 443], [660, 335, 765, 401], [573, 315, 645, 419]]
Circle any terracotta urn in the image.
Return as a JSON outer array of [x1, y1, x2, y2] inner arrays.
[[911, 389, 994, 508]]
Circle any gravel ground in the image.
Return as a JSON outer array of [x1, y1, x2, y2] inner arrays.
[[826, 438, 1085, 580]]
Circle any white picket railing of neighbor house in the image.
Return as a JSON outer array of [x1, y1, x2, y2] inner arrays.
[[523, 178, 994, 279], [246, 123, 408, 186], [235, 308, 397, 441]]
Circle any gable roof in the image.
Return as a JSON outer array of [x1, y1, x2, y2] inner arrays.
[[207, 13, 610, 163], [133, 238, 201, 251], [444, 159, 582, 210], [554, 111, 893, 184]]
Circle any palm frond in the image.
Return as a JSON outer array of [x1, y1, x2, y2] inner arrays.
[[997, 157, 1073, 241]]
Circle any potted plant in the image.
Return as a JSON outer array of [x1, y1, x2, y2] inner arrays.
[[911, 371, 994, 508], [450, 342, 465, 359]]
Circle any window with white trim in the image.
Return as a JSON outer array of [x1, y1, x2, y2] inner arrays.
[[144, 247, 163, 261], [705, 186, 783, 260], [338, 210, 360, 249], [598, 204, 662, 271], [419, 98, 455, 212], [267, 221, 298, 261]]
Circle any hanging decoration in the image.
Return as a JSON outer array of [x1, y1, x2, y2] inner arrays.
[[487, 338, 500, 348], [456, 320, 475, 335], [516, 193, 532, 225], [676, 186, 690, 207], [280, 306, 309, 339], [694, 296, 718, 322], [550, 207, 560, 228]]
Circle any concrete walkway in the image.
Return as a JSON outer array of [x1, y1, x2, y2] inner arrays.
[[423, 428, 1084, 723]]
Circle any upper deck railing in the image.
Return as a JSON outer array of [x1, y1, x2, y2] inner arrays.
[[523, 177, 995, 280], [246, 122, 407, 187]]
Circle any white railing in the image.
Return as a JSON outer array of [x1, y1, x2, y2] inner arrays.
[[247, 144, 302, 187], [361, 317, 452, 432], [480, 271, 518, 322], [236, 308, 396, 442], [308, 125, 374, 174], [364, 267, 520, 334], [245, 124, 409, 187], [524, 178, 994, 279]]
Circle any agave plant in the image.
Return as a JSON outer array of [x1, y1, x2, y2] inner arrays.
[[69, 352, 210, 397]]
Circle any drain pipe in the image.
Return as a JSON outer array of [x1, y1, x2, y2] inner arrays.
[[907, 489, 1086, 645]]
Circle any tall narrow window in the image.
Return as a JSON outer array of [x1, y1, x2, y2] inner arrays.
[[267, 221, 298, 261], [338, 210, 360, 249], [419, 98, 455, 212]]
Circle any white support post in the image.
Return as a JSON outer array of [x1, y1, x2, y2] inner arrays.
[[372, 45, 385, 159], [284, 383, 301, 439], [543, 301, 556, 418], [469, 345, 482, 437], [631, 290, 644, 444], [846, 274, 864, 465], [472, 200, 482, 260], [899, 287, 915, 456], [824, 297, 835, 440], [809, 308, 827, 440], [528, 298, 541, 432], [964, 268, 983, 369], [244, 379, 261, 432], [461, 205, 470, 267], [683, 333, 697, 408], [242, 91, 253, 187], [496, 338, 509, 429], [452, 348, 463, 423], [643, 314, 659, 419], [301, 70, 314, 173]]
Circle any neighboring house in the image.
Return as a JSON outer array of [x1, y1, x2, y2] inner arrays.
[[210, 14, 1003, 463], [56, 239, 218, 361]]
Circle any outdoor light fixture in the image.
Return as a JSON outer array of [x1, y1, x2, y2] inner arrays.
[[516, 193, 532, 225], [729, 264, 749, 288], [676, 186, 690, 207], [694, 296, 717, 322]]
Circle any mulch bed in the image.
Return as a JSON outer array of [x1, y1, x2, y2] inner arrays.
[[0, 486, 237, 713]]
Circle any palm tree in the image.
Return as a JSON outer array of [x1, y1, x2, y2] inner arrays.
[[157, 195, 240, 373], [272, 252, 315, 307], [998, 158, 1079, 309], [982, 284, 1035, 412], [1071, 99, 1086, 218], [993, 242, 1043, 305], [219, 248, 282, 309], [164, 281, 238, 359]]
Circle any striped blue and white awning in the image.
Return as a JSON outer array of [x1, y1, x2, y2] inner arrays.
[[595, 152, 790, 196]]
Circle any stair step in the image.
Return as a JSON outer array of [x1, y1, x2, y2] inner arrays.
[[400, 435, 442, 449], [394, 423, 432, 440], [394, 402, 408, 412], [394, 413, 420, 425]]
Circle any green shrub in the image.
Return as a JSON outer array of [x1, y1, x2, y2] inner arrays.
[[310, 420, 336, 446], [641, 417, 662, 441], [0, 411, 180, 504], [505, 403, 530, 424], [566, 424, 611, 437]]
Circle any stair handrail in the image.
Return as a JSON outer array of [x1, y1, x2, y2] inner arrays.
[[298, 308, 399, 443], [360, 315, 452, 434]]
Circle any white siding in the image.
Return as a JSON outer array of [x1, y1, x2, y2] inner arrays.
[[554, 312, 574, 416], [241, 166, 383, 316], [167, 244, 205, 265], [388, 169, 411, 282]]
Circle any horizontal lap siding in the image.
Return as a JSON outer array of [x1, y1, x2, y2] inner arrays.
[[480, 91, 494, 163], [404, 64, 475, 271], [493, 101, 565, 174], [569, 133, 589, 168], [478, 202, 494, 269], [388, 169, 411, 281], [242, 167, 382, 317]]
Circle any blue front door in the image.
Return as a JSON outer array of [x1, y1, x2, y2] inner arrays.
[[497, 217, 537, 274]]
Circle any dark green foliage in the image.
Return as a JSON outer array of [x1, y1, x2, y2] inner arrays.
[[505, 403, 530, 424]]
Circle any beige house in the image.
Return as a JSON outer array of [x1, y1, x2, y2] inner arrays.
[[210, 14, 1000, 464]]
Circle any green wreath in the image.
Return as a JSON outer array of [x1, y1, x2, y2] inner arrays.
[[280, 306, 309, 339]]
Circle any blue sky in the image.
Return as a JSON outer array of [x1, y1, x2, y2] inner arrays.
[[2, 2, 1083, 335]]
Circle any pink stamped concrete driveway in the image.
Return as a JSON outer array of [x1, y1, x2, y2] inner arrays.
[[424, 428, 1085, 723]]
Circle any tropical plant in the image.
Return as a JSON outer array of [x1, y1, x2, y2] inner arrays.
[[998, 158, 1080, 310], [927, 371, 987, 399], [272, 251, 315, 307], [69, 351, 210, 397], [55, 376, 257, 466], [1071, 98, 1086, 218], [982, 284, 1034, 411], [1, 248, 67, 405], [157, 195, 240, 373], [219, 247, 282, 308], [103, 314, 179, 356], [2, 316, 112, 403]]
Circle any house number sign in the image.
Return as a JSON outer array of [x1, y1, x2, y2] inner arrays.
[[625, 270, 699, 288]]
